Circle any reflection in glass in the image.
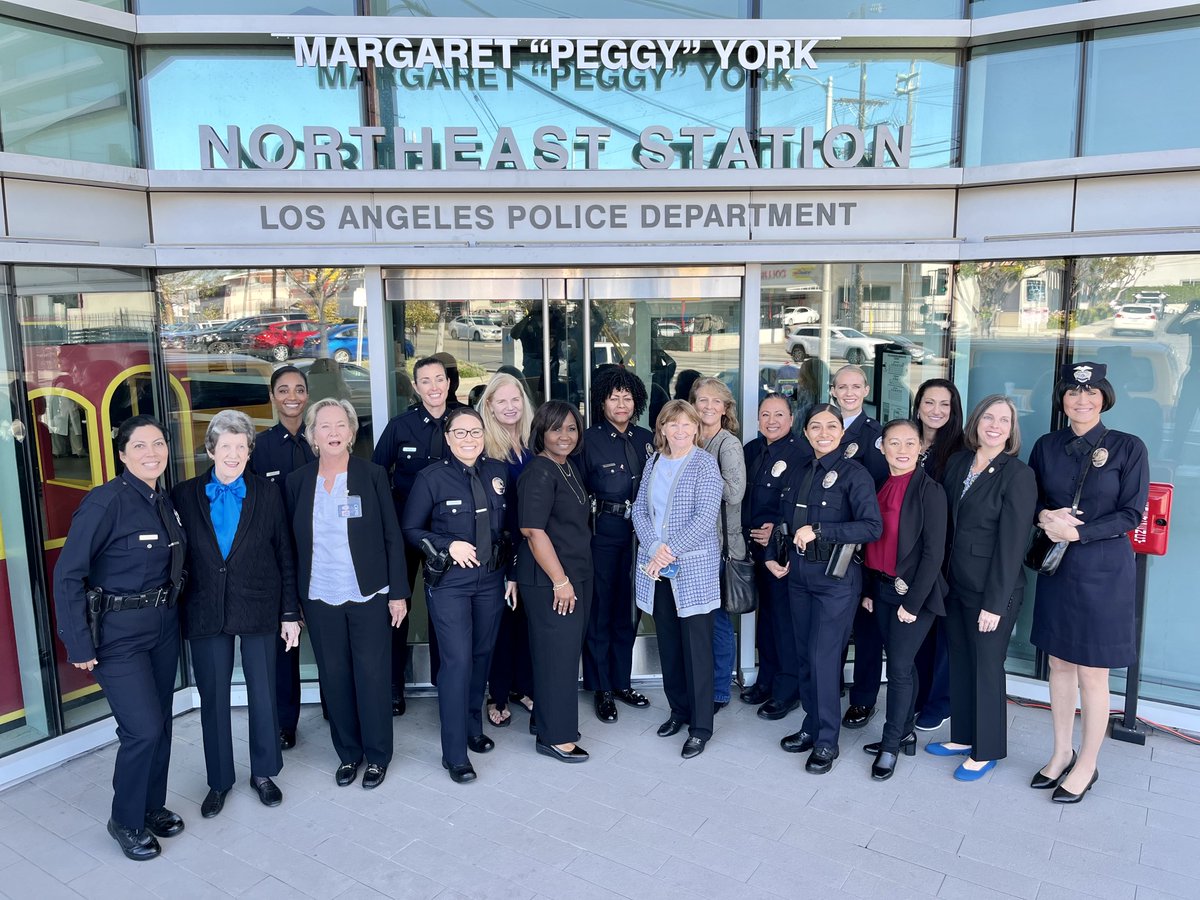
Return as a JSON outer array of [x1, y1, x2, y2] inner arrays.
[[1083, 18, 1200, 157], [964, 36, 1080, 166], [379, 0, 741, 16], [971, 0, 1076, 15], [763, 0, 960, 16], [139, 0, 351, 11], [759, 52, 959, 169], [142, 49, 364, 170], [0, 18, 137, 166]]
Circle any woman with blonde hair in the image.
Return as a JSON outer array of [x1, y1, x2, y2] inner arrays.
[[477, 371, 536, 727]]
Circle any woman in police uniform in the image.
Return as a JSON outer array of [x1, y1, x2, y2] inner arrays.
[[1029, 363, 1149, 803], [53, 415, 187, 861], [403, 407, 515, 784], [776, 403, 882, 774]]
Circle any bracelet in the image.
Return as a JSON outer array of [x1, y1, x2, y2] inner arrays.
[[552, 579, 569, 591]]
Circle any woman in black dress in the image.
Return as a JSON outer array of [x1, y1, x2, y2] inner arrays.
[[1029, 362, 1149, 803], [516, 400, 592, 763]]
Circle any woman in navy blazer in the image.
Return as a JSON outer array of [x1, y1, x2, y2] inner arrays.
[[173, 411, 301, 818], [930, 394, 1036, 781], [285, 398, 409, 791], [860, 419, 947, 780]]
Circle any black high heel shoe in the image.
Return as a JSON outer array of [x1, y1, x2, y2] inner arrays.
[[872, 750, 899, 780], [862, 732, 916, 756], [1031, 750, 1076, 790], [1052, 768, 1098, 804]]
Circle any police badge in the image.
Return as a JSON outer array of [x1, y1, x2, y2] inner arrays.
[[894, 577, 909, 596], [492, 477, 505, 495], [1091, 447, 1109, 468], [771, 460, 787, 477], [822, 470, 838, 489], [844, 442, 859, 459]]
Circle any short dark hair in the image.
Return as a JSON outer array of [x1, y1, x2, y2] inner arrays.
[[270, 364, 307, 392], [881, 418, 922, 440], [759, 392, 794, 414], [530, 400, 584, 456], [802, 402, 843, 429], [591, 364, 647, 421], [1055, 378, 1116, 413], [116, 415, 167, 454], [413, 356, 446, 379], [445, 406, 484, 432]]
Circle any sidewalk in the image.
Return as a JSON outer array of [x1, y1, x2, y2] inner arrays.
[[0, 688, 1196, 899]]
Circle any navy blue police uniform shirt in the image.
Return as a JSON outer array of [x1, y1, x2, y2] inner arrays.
[[743, 433, 805, 536], [839, 412, 889, 490], [402, 457, 511, 569], [781, 452, 883, 549], [372, 405, 452, 504], [53, 475, 181, 662], [581, 422, 655, 507], [248, 422, 315, 488]]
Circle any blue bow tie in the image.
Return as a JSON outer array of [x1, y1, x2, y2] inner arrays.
[[206, 477, 246, 502]]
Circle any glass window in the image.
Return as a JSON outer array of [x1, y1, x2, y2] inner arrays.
[[963, 36, 1080, 166], [1065, 254, 1197, 706], [139, 0, 351, 10], [0, 18, 138, 167], [763, 0, 960, 17], [1083, 18, 1200, 157], [971, 0, 1077, 15], [142, 48, 365, 170], [378, 50, 746, 171], [758, 52, 959, 169], [85, 0, 126, 8], [13, 266, 161, 729], [378, 0, 743, 16]]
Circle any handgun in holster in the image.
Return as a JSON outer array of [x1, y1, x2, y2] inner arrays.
[[420, 538, 452, 588], [84, 586, 105, 649]]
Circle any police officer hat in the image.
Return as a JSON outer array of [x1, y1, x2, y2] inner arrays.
[[1055, 361, 1115, 411]]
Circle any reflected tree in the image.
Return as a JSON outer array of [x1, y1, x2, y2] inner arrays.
[[957, 260, 1028, 337], [283, 268, 353, 357]]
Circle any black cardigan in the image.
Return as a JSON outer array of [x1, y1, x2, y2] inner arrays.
[[171, 470, 300, 639], [886, 466, 949, 617], [285, 455, 410, 603], [942, 450, 1038, 615]]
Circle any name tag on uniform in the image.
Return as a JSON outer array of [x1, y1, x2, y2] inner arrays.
[[265, 470, 281, 479], [402, 446, 418, 454], [338, 496, 363, 518], [138, 533, 160, 541], [446, 499, 463, 507]]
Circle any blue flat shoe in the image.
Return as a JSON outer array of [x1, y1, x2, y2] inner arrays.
[[925, 742, 972, 757], [954, 759, 997, 782]]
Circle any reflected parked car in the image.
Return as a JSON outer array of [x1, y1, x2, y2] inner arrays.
[[878, 334, 937, 364], [299, 323, 369, 363], [780, 306, 820, 326], [249, 320, 319, 361], [1112, 304, 1158, 336], [448, 316, 503, 342], [786, 325, 889, 364]]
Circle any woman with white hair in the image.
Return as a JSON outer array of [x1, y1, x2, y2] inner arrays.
[[171, 410, 301, 818]]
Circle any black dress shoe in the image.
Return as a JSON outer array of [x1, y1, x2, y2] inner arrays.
[[780, 730, 815, 753], [107, 818, 161, 861], [442, 759, 477, 783], [467, 734, 495, 754], [335, 761, 359, 787], [842, 705, 876, 729], [1052, 768, 1098, 804], [594, 691, 618, 723], [200, 788, 229, 819], [279, 730, 296, 750], [805, 746, 840, 774], [361, 763, 387, 789], [614, 688, 650, 708], [714, 701, 728, 714], [1031, 751, 1077, 790], [250, 776, 283, 807], [657, 717, 685, 737], [757, 698, 799, 721], [392, 696, 406, 717], [681, 736, 706, 759], [740, 683, 771, 705], [536, 741, 589, 763], [862, 732, 917, 756], [143, 807, 184, 838], [872, 751, 899, 781]]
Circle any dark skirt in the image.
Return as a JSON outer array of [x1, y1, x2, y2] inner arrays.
[[1031, 536, 1137, 668]]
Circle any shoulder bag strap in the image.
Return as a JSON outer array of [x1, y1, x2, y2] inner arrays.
[[1068, 428, 1108, 514]]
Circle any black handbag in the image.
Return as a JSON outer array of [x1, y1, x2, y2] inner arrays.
[[720, 493, 758, 615], [1024, 430, 1107, 575]]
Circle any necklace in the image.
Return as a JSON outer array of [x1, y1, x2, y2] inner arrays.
[[551, 457, 588, 505]]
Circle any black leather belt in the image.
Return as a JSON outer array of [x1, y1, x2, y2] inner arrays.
[[97, 585, 175, 612], [799, 540, 836, 563], [594, 499, 630, 518]]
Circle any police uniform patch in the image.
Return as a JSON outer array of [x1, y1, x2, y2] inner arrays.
[[492, 477, 505, 495], [822, 470, 838, 489], [771, 460, 787, 478], [1091, 447, 1109, 468], [894, 577, 909, 596], [844, 442, 859, 459]]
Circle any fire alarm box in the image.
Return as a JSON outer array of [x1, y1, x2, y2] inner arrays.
[[1128, 483, 1172, 556]]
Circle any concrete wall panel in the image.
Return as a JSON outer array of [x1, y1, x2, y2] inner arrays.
[[4, 180, 149, 248]]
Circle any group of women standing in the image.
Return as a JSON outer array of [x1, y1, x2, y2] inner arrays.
[[54, 354, 1149, 860]]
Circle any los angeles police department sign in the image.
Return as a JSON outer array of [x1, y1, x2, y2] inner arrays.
[[198, 33, 916, 173]]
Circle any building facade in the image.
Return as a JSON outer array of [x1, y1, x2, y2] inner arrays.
[[1, 0, 1199, 770]]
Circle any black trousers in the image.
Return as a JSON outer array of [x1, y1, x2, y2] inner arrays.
[[848, 600, 886, 708], [945, 590, 1020, 762], [305, 594, 393, 767], [754, 562, 799, 703], [583, 523, 638, 692], [652, 579, 715, 740], [522, 578, 592, 746], [92, 605, 179, 830], [873, 591, 935, 752], [274, 629, 301, 733], [488, 600, 533, 706], [191, 631, 281, 790], [789, 557, 860, 751], [427, 567, 506, 766]]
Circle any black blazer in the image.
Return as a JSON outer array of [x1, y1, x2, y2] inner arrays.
[[171, 470, 300, 640], [285, 455, 410, 603], [888, 466, 949, 617], [942, 450, 1037, 615]]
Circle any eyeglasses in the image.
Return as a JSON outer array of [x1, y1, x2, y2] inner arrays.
[[449, 428, 484, 439]]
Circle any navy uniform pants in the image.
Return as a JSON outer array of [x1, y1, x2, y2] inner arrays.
[[426, 566, 506, 766], [789, 557, 860, 751], [583, 521, 638, 692], [847, 601, 885, 708], [755, 562, 799, 703], [92, 604, 180, 830], [191, 631, 281, 791]]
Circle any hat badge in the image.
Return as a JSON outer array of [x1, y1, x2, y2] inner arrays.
[[1073, 365, 1093, 384]]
